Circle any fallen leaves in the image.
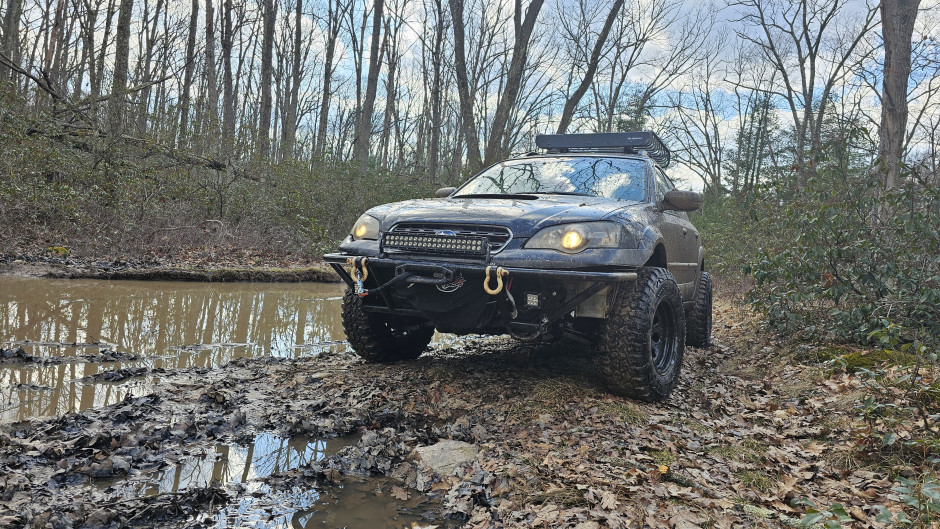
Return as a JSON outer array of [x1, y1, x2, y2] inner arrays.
[[0, 296, 922, 529]]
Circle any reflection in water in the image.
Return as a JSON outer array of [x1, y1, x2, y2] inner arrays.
[[0, 276, 465, 423], [100, 433, 438, 529], [0, 277, 346, 359], [123, 432, 342, 496], [0, 277, 346, 422]]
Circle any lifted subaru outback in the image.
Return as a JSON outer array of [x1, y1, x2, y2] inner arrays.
[[324, 132, 712, 401]]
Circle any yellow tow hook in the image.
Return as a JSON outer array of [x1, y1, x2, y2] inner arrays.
[[346, 257, 370, 296], [483, 266, 509, 295]]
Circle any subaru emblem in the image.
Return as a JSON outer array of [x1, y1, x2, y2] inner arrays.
[[435, 230, 456, 236]]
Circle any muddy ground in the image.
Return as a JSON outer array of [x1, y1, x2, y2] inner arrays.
[[0, 297, 917, 528], [0, 252, 339, 282]]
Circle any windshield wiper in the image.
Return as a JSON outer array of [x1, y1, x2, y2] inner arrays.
[[452, 193, 539, 200], [524, 191, 594, 197]]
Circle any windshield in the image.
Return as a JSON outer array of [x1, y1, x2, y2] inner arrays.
[[454, 157, 649, 201]]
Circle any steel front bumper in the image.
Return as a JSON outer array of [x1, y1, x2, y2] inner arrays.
[[323, 253, 637, 290], [323, 252, 637, 339]]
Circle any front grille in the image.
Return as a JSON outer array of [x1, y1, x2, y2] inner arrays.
[[384, 223, 513, 255]]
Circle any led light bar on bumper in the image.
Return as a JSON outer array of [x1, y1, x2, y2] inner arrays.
[[383, 233, 488, 255]]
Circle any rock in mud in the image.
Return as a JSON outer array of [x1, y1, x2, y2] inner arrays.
[[412, 440, 479, 477]]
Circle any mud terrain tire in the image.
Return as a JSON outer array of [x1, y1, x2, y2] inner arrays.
[[342, 289, 434, 362], [686, 271, 712, 347], [599, 267, 685, 401]]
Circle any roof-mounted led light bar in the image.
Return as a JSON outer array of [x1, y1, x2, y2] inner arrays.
[[535, 131, 671, 168]]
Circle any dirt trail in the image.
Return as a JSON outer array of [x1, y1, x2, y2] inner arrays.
[[0, 300, 908, 528]]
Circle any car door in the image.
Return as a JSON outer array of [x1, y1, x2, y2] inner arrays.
[[653, 168, 699, 300]]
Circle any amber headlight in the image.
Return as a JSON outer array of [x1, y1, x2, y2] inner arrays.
[[350, 214, 380, 241], [525, 222, 621, 254]]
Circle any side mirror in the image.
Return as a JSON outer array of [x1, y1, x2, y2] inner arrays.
[[662, 189, 702, 212], [435, 187, 456, 198]]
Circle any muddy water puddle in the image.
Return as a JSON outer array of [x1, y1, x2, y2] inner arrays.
[[96, 432, 436, 529], [88, 430, 445, 528], [1, 276, 459, 527], [0, 276, 464, 422]]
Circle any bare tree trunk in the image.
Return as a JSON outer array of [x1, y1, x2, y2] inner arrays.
[[447, 0, 482, 172], [257, 0, 275, 157], [108, 0, 133, 134], [204, 0, 219, 142], [221, 0, 235, 156], [380, 9, 403, 168], [353, 0, 384, 170], [380, 28, 396, 167], [38, 0, 66, 108], [482, 0, 544, 165], [426, 0, 445, 183], [1, 0, 23, 82], [280, 0, 302, 159], [91, 0, 115, 119], [136, 0, 164, 134], [75, 0, 99, 99], [178, 0, 199, 147], [556, 0, 623, 134], [879, 0, 920, 190], [315, 0, 346, 156]]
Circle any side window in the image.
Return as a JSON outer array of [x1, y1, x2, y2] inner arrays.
[[655, 168, 675, 193], [653, 167, 672, 202]]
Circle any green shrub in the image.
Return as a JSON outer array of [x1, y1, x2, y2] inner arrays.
[[692, 190, 783, 285], [747, 175, 940, 348]]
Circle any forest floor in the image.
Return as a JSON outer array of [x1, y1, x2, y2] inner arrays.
[[0, 290, 923, 528]]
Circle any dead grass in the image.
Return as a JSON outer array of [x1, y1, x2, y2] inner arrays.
[[595, 399, 649, 427], [736, 470, 778, 493], [530, 487, 591, 508]]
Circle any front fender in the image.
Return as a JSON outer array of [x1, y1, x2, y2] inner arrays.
[[639, 226, 665, 257]]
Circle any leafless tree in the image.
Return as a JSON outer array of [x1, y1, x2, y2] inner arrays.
[[665, 39, 728, 195], [258, 0, 276, 157], [178, 0, 199, 147], [353, 0, 385, 169], [108, 0, 133, 134], [730, 0, 879, 187], [1, 0, 24, 82], [555, 0, 624, 134]]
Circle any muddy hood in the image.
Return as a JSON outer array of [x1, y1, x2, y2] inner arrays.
[[365, 196, 644, 238]]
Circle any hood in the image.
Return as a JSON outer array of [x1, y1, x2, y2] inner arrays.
[[365, 196, 646, 238]]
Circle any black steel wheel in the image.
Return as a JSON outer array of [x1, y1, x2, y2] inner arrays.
[[685, 271, 713, 347], [599, 267, 685, 401], [341, 288, 434, 363]]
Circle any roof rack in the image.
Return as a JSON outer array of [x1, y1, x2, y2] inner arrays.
[[535, 131, 671, 168]]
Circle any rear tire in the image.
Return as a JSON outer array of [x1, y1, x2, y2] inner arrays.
[[342, 289, 434, 363], [599, 267, 685, 402], [686, 271, 713, 347]]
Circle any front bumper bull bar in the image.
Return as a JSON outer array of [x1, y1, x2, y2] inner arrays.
[[324, 253, 637, 339], [323, 253, 638, 293]]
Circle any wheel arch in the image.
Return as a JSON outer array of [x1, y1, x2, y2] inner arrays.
[[639, 226, 667, 268], [643, 244, 668, 268]]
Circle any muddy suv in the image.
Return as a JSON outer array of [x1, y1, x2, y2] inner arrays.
[[324, 132, 711, 401]]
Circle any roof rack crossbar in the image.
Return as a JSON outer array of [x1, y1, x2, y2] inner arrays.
[[534, 132, 671, 168]]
